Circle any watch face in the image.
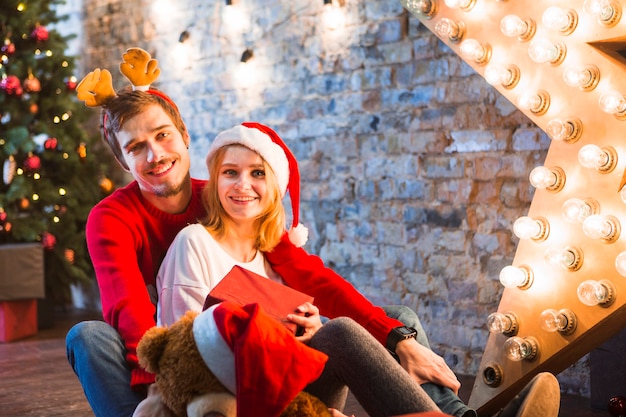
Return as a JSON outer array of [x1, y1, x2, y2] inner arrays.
[[398, 326, 415, 336]]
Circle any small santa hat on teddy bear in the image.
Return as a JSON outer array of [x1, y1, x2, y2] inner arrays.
[[205, 122, 309, 247]]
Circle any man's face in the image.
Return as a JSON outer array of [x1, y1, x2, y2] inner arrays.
[[116, 104, 191, 200]]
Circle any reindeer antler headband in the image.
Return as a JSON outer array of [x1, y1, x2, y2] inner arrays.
[[76, 48, 178, 135]]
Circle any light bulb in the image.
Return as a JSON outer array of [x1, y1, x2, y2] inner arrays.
[[615, 251, 626, 277], [562, 65, 599, 91], [599, 90, 626, 116], [561, 198, 597, 223], [582, 214, 619, 242], [434, 18, 465, 42], [544, 246, 582, 271], [577, 279, 615, 307], [528, 38, 565, 65], [444, 0, 475, 10], [513, 216, 548, 241], [578, 144, 609, 169], [487, 312, 518, 336], [504, 336, 538, 361], [529, 166, 562, 191], [484, 64, 519, 89], [403, 0, 437, 17], [583, 0, 621, 27], [546, 118, 582, 142], [540, 309, 576, 334], [621, 186, 626, 204], [500, 15, 535, 40], [517, 91, 549, 115], [542, 7, 578, 35], [459, 39, 491, 65], [499, 265, 532, 289]]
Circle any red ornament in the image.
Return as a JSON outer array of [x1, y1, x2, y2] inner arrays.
[[44, 137, 58, 150], [23, 154, 41, 171], [1, 41, 15, 56], [31, 25, 49, 42], [609, 396, 626, 417], [65, 76, 77, 91], [41, 231, 56, 250], [23, 73, 41, 93], [1, 75, 23, 96], [0, 211, 6, 223]]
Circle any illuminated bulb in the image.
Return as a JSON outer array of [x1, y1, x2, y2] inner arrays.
[[517, 90, 549, 115], [484, 64, 519, 89], [402, 0, 437, 18], [504, 336, 538, 362], [561, 198, 597, 224], [513, 216, 548, 241], [434, 18, 465, 43], [578, 144, 616, 172], [323, 0, 346, 30], [499, 265, 532, 289], [500, 15, 535, 40], [582, 214, 620, 242], [459, 39, 491, 65], [562, 65, 599, 91], [546, 118, 582, 142], [542, 6, 578, 35], [444, 0, 475, 11], [528, 38, 565, 65], [487, 312, 518, 336], [529, 166, 564, 191], [599, 90, 626, 118], [615, 251, 626, 277], [583, 0, 621, 27], [577, 279, 615, 307], [544, 246, 582, 271], [540, 309, 576, 335]]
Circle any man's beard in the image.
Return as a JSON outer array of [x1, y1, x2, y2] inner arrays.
[[153, 172, 190, 197]]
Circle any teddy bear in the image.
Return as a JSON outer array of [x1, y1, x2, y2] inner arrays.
[[137, 301, 333, 417]]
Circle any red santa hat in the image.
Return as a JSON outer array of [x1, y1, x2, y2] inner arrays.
[[206, 122, 308, 247], [192, 301, 328, 417]]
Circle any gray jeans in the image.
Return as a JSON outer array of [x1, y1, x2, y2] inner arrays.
[[383, 305, 476, 417]]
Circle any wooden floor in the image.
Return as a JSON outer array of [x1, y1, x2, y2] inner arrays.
[[0, 309, 612, 417]]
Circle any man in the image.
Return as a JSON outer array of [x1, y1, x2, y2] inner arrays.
[[67, 50, 559, 417]]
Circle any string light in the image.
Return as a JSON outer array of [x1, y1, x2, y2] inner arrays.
[[539, 309, 577, 335], [577, 279, 616, 307], [542, 6, 578, 35], [545, 118, 582, 142], [504, 336, 538, 361], [577, 144, 616, 173], [528, 165, 564, 192], [499, 265, 533, 289], [500, 15, 535, 41], [544, 246, 583, 271], [487, 312, 519, 336], [513, 216, 549, 241]]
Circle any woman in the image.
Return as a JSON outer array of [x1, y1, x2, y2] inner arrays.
[[156, 122, 447, 417]]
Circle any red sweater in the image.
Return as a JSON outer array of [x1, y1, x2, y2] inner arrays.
[[86, 179, 207, 388]]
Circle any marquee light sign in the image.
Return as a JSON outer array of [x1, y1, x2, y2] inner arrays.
[[400, 0, 626, 413]]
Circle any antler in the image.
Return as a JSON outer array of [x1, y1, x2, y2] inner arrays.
[[76, 68, 116, 108], [119, 48, 161, 91]]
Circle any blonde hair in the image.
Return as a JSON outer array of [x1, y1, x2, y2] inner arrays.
[[201, 145, 286, 252]]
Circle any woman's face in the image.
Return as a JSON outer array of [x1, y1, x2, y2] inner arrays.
[[216, 146, 269, 224]]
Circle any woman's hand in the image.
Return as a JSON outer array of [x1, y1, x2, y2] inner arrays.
[[287, 302, 323, 343]]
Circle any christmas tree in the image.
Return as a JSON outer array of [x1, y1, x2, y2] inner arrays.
[[0, 0, 114, 305]]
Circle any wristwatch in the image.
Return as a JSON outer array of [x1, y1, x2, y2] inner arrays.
[[386, 326, 418, 355]]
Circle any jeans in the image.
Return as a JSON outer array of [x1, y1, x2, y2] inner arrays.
[[66, 321, 144, 417], [383, 305, 477, 417]]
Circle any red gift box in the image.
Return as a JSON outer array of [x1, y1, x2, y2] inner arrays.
[[203, 265, 313, 335], [0, 299, 38, 342]]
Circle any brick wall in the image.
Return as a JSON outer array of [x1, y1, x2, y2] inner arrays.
[[66, 0, 589, 395]]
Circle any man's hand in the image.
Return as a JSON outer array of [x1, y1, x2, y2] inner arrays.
[[287, 302, 323, 344], [395, 338, 461, 395], [132, 384, 175, 417]]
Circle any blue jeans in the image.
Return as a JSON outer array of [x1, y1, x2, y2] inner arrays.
[[66, 321, 144, 417], [383, 305, 476, 417]]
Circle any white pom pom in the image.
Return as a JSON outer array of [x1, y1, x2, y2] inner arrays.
[[288, 223, 308, 247]]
